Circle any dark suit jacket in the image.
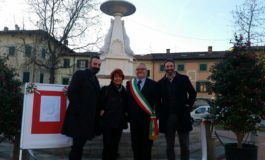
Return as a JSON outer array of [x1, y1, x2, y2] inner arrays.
[[158, 72, 197, 133], [126, 78, 159, 128], [62, 69, 100, 139]]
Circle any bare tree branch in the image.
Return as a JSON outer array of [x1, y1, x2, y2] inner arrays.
[[26, 0, 101, 83], [233, 0, 265, 44]]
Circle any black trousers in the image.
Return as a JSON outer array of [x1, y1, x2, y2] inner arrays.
[[102, 128, 123, 160], [130, 122, 153, 160], [69, 137, 87, 160], [165, 114, 190, 160]]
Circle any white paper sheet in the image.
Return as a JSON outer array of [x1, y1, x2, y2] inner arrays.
[[40, 96, 61, 122]]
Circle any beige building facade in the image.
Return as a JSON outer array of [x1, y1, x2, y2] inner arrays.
[[1, 29, 264, 99], [135, 49, 226, 99]]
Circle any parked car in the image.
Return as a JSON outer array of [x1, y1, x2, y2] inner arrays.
[[191, 105, 210, 120]]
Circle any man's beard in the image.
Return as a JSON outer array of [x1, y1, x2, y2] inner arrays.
[[166, 69, 174, 75], [90, 67, 100, 74]]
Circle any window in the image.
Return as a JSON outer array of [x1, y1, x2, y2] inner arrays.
[[62, 78, 69, 85], [196, 81, 210, 92], [177, 64, 184, 71], [199, 64, 207, 71], [147, 70, 150, 77], [41, 48, 46, 59], [195, 107, 206, 114], [8, 46, 15, 56], [25, 45, 32, 57], [77, 60, 88, 69], [39, 73, 44, 83], [23, 72, 30, 83], [159, 64, 165, 72], [187, 71, 196, 82], [63, 59, 70, 68]]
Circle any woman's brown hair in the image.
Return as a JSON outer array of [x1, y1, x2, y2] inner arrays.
[[110, 69, 125, 80]]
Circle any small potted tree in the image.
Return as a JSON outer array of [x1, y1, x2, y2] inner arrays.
[[209, 35, 265, 160]]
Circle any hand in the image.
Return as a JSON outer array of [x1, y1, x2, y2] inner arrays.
[[100, 110, 104, 116]]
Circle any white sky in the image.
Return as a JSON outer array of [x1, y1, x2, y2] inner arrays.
[[0, 0, 246, 54]]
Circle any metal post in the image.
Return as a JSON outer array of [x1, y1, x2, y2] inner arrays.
[[201, 121, 207, 160], [19, 149, 23, 160]]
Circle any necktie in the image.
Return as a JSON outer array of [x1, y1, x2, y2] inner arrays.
[[137, 80, 142, 90]]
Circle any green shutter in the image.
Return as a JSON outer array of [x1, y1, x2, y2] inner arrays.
[[200, 64, 207, 71], [25, 45, 32, 57], [177, 64, 184, 71], [23, 72, 30, 83], [196, 82, 200, 92], [147, 70, 150, 77], [39, 73, 44, 83], [63, 59, 70, 68], [62, 78, 69, 85], [9, 46, 15, 56], [160, 64, 165, 71]]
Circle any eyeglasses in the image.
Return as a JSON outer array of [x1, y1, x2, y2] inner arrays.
[[136, 68, 146, 71]]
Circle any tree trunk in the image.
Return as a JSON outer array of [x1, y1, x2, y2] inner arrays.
[[13, 133, 20, 160], [235, 132, 245, 148], [49, 68, 55, 84], [12, 133, 29, 160]]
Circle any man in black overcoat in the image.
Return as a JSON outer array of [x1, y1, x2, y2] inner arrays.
[[158, 59, 197, 160], [62, 56, 101, 160], [126, 63, 160, 160]]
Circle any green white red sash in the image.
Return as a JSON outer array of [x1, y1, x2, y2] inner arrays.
[[129, 78, 159, 140]]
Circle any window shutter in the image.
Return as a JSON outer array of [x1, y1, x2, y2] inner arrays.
[[23, 72, 30, 83], [160, 64, 164, 71], [196, 82, 200, 92]]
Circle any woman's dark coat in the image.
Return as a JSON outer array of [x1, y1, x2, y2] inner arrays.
[[99, 83, 127, 129]]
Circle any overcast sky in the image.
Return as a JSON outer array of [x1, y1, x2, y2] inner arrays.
[[0, 0, 245, 54]]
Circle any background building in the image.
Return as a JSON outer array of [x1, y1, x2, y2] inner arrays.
[[1, 28, 264, 99], [135, 47, 226, 99]]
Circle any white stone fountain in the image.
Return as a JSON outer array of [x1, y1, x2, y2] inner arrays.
[[98, 0, 136, 85]]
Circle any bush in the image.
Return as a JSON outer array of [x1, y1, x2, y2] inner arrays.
[[209, 35, 265, 148], [0, 57, 23, 142]]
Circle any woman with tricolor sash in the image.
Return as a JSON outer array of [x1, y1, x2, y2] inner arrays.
[[126, 63, 160, 160]]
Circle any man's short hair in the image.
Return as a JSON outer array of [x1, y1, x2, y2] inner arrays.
[[136, 62, 147, 69], [164, 59, 175, 66], [90, 55, 100, 63]]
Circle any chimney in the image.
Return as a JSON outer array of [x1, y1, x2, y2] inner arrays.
[[15, 24, 20, 31], [4, 27, 8, 31], [166, 48, 170, 54], [208, 46, 212, 54]]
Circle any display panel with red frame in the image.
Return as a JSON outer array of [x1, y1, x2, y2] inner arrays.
[[31, 90, 67, 134]]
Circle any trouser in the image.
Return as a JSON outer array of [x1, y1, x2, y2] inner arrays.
[[102, 127, 123, 160], [130, 122, 153, 160], [165, 114, 190, 160], [69, 137, 87, 160]]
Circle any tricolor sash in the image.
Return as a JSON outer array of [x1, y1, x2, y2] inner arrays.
[[129, 78, 159, 140]]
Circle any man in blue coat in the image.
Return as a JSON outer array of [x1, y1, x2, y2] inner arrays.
[[158, 59, 197, 160]]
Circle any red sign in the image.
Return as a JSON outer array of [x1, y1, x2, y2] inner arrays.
[[31, 90, 67, 134]]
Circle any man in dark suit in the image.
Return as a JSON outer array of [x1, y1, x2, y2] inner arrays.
[[62, 56, 101, 160], [126, 63, 159, 160], [158, 59, 197, 160]]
